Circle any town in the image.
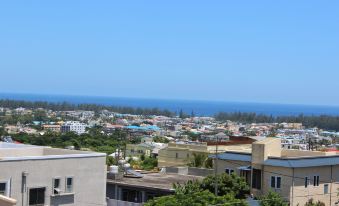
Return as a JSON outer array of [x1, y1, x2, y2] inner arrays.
[[1, 101, 339, 205]]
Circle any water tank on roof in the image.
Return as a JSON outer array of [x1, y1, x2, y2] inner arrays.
[[109, 166, 119, 174], [123, 163, 131, 169], [118, 160, 126, 165]]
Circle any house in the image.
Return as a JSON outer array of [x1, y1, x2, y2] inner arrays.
[[158, 138, 254, 167], [0, 142, 106, 206], [126, 142, 167, 158], [42, 124, 61, 133], [213, 138, 339, 206]]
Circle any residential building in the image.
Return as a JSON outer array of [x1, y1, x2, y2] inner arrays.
[[158, 136, 257, 167], [42, 124, 61, 133], [0, 142, 106, 206], [61, 121, 87, 134], [214, 138, 339, 206]]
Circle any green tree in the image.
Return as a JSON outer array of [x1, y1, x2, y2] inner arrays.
[[304, 199, 325, 206], [201, 173, 250, 199], [259, 191, 288, 206], [188, 153, 208, 168]]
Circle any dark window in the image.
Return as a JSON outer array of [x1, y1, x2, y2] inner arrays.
[[252, 169, 262, 190], [29, 188, 45, 206], [0, 182, 6, 196], [271, 176, 276, 188], [53, 178, 61, 195], [225, 168, 234, 175], [175, 153, 178, 158], [271, 176, 282, 189], [66, 177, 73, 193], [313, 176, 320, 186], [276, 177, 281, 189]]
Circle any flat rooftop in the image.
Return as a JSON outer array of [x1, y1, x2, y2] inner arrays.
[[0, 142, 105, 161], [107, 173, 203, 191]]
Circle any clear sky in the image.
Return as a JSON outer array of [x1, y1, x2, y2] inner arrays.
[[0, 1, 338, 105]]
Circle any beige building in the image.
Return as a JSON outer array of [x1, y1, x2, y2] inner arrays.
[[158, 141, 252, 167], [0, 142, 106, 206], [215, 138, 339, 206], [42, 125, 61, 133]]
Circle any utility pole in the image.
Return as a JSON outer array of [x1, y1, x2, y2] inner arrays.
[[214, 133, 218, 196]]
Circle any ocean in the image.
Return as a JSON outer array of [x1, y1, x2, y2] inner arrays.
[[0, 93, 339, 117]]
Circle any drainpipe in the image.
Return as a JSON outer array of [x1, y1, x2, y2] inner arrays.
[[21, 171, 28, 206], [330, 165, 333, 206], [291, 168, 295, 206]]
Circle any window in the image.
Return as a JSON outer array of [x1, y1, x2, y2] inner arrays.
[[53, 178, 61, 195], [0, 181, 9, 196], [305, 177, 309, 188], [313, 175, 320, 186], [252, 169, 262, 190], [175, 153, 178, 158], [225, 168, 234, 175], [324, 184, 329, 194], [29, 188, 45, 206], [270, 176, 281, 189], [187, 153, 189, 159], [66, 177, 73, 193], [0, 182, 6, 196]]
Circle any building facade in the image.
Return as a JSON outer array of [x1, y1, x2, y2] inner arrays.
[[0, 142, 106, 206], [214, 138, 339, 206], [61, 121, 87, 134]]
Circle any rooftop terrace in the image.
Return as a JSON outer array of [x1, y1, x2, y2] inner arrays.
[[107, 172, 203, 191], [0, 142, 105, 161]]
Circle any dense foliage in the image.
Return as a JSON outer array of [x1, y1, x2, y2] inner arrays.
[[0, 99, 174, 117], [259, 191, 288, 206], [146, 173, 249, 206], [187, 153, 213, 168], [201, 173, 250, 199], [10, 130, 128, 155], [215, 112, 339, 131]]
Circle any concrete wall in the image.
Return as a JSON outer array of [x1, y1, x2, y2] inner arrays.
[[0, 156, 106, 206], [0, 195, 17, 206], [165, 167, 214, 177], [0, 147, 45, 157], [252, 138, 281, 164], [107, 199, 142, 206], [215, 159, 251, 175]]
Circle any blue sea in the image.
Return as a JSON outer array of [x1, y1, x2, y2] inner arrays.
[[0, 93, 339, 117]]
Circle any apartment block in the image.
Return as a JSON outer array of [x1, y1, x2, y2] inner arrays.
[[61, 121, 87, 135], [0, 142, 106, 206], [214, 138, 339, 206]]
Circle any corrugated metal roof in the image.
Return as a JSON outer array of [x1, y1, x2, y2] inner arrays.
[[210, 152, 251, 162], [264, 156, 339, 168]]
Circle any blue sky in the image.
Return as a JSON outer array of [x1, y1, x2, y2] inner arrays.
[[0, 1, 338, 105]]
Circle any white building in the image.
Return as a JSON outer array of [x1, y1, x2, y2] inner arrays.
[[61, 121, 87, 134], [0, 142, 106, 206]]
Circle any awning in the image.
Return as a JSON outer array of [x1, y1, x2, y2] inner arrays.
[[237, 165, 251, 171]]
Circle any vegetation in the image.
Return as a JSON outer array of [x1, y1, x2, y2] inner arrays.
[[10, 130, 128, 155], [215, 112, 339, 131], [0, 99, 174, 117], [145, 173, 249, 206], [304, 199, 325, 206], [259, 191, 288, 206], [128, 156, 158, 171], [187, 153, 213, 169], [153, 136, 170, 143]]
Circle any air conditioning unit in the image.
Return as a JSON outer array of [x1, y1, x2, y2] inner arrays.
[[54, 188, 61, 195]]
